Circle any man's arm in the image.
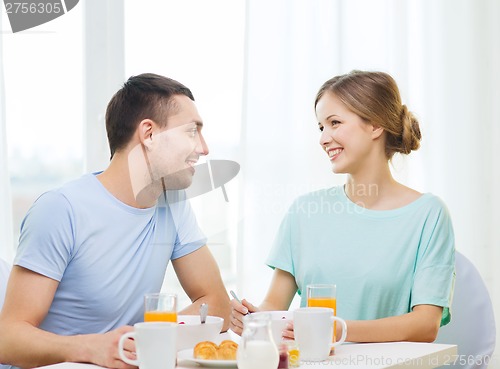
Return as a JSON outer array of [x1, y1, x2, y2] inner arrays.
[[0, 266, 136, 369], [172, 245, 231, 331]]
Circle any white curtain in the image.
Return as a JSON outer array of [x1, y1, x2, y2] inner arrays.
[[238, 0, 345, 304], [0, 13, 14, 263], [240, 0, 499, 364]]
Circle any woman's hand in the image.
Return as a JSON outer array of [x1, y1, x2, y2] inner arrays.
[[282, 320, 295, 340], [229, 298, 259, 335]]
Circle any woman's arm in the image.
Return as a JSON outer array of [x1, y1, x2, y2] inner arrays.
[[343, 305, 443, 343], [259, 268, 298, 310]]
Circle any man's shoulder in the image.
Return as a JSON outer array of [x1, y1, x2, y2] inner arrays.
[[52, 173, 99, 200], [32, 173, 98, 210], [59, 172, 96, 191]]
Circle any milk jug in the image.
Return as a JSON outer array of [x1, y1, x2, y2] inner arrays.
[[237, 313, 279, 369]]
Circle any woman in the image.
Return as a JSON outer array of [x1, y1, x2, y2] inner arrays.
[[230, 70, 455, 343]]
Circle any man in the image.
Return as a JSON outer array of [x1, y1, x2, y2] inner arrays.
[[0, 73, 230, 369]]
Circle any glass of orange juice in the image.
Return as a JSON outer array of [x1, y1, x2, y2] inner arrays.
[[306, 284, 337, 349], [306, 284, 336, 312], [144, 292, 177, 323]]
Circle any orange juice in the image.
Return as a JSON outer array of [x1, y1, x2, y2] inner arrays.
[[306, 297, 336, 314], [144, 311, 178, 322]]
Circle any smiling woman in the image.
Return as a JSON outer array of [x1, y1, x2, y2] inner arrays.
[[230, 70, 456, 346]]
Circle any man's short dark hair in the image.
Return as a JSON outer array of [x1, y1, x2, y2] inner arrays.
[[105, 73, 195, 158]]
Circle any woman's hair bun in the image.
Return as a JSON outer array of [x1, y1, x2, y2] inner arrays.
[[399, 105, 422, 154]]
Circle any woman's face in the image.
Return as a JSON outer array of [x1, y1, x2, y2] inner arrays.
[[316, 91, 380, 175]]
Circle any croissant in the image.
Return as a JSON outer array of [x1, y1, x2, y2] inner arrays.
[[219, 340, 238, 351], [193, 341, 218, 360], [193, 340, 238, 361]]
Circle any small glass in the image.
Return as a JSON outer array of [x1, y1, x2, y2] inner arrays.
[[283, 340, 300, 367], [144, 292, 177, 323], [278, 343, 289, 369]]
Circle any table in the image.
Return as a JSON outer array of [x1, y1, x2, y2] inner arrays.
[[177, 340, 457, 369], [35, 339, 457, 369], [302, 342, 457, 369]]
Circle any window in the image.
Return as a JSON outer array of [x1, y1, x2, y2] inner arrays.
[[2, 5, 84, 260]]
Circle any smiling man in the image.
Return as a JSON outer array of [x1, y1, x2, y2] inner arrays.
[[0, 74, 230, 369]]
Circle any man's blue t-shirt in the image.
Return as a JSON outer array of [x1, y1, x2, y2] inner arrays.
[[14, 173, 206, 335], [266, 186, 455, 326]]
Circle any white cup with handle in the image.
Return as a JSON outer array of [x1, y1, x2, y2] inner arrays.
[[294, 307, 347, 361], [118, 322, 177, 369]]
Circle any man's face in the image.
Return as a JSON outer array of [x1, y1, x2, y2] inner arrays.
[[148, 95, 209, 190]]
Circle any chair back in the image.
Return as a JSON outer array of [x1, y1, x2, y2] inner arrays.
[[435, 252, 496, 369]]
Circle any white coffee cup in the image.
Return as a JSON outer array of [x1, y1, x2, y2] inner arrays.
[[294, 307, 347, 361], [118, 322, 177, 369]]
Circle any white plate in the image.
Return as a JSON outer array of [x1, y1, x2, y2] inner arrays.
[[177, 348, 237, 367]]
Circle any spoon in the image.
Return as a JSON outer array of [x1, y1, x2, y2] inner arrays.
[[230, 290, 250, 315], [200, 303, 208, 324]]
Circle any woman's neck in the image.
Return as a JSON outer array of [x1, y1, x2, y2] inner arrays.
[[344, 162, 399, 210], [344, 164, 422, 210]]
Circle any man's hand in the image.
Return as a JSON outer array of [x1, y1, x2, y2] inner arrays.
[[84, 326, 137, 369]]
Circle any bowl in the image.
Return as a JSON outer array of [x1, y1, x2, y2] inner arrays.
[[177, 315, 224, 351], [252, 311, 293, 344]]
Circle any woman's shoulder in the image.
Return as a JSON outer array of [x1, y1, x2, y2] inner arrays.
[[390, 184, 448, 212], [418, 192, 446, 208], [418, 192, 451, 215]]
